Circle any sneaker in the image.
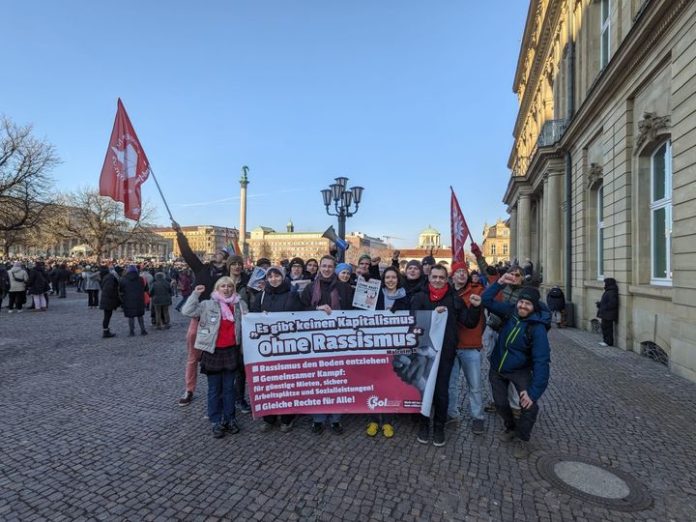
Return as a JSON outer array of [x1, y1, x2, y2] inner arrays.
[[598, 341, 608, 347], [223, 421, 240, 434], [417, 421, 430, 444], [7, 310, 13, 314], [366, 422, 379, 437], [498, 429, 516, 442], [330, 422, 344, 435], [237, 400, 251, 414], [280, 421, 294, 433], [484, 402, 497, 413], [212, 424, 225, 439], [311, 422, 324, 435], [445, 415, 459, 427], [260, 421, 274, 433], [432, 425, 446, 447], [513, 439, 530, 459], [141, 330, 148, 336], [178, 391, 193, 407], [382, 423, 394, 438], [102, 330, 115, 338], [471, 419, 485, 435]]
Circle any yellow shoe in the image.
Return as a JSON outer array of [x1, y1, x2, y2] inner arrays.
[[382, 423, 394, 438], [366, 422, 379, 437]]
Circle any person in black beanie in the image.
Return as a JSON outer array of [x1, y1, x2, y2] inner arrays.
[[597, 278, 619, 347], [403, 260, 427, 299]]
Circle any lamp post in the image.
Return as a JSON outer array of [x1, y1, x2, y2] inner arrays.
[[320, 177, 364, 263]]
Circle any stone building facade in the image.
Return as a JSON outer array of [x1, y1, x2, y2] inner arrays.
[[481, 219, 511, 266], [505, 0, 696, 381], [151, 225, 239, 258]]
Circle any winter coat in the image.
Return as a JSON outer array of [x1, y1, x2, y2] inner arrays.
[[454, 282, 486, 349], [250, 280, 303, 313], [181, 293, 248, 353], [0, 267, 8, 294], [82, 271, 101, 291], [149, 273, 173, 306], [27, 266, 50, 295], [8, 266, 28, 293], [410, 285, 482, 354], [299, 276, 354, 311], [598, 278, 619, 321], [374, 288, 410, 312], [176, 231, 227, 301], [546, 287, 566, 312], [402, 276, 426, 300], [119, 271, 146, 317], [99, 271, 121, 311], [482, 281, 551, 402], [178, 271, 193, 296]]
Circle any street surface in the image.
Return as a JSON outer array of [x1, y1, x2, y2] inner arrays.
[[1, 292, 695, 521]]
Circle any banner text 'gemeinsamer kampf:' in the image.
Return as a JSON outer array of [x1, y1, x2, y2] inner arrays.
[[242, 310, 447, 418]]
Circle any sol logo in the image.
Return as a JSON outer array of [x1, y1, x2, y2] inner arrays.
[[367, 395, 387, 410]]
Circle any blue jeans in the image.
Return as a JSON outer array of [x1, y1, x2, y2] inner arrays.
[[207, 371, 237, 425], [313, 414, 341, 424], [447, 349, 484, 420]]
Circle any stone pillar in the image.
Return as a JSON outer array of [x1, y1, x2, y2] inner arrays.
[[517, 193, 532, 263], [239, 166, 249, 258], [508, 206, 518, 261], [545, 171, 563, 284]]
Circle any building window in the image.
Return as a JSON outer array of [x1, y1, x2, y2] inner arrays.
[[491, 244, 497, 256], [600, 0, 611, 68], [597, 185, 605, 279], [650, 140, 672, 284], [503, 243, 508, 256]]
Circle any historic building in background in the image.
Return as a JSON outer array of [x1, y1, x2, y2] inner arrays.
[[481, 219, 511, 266], [506, 0, 695, 381], [396, 226, 456, 269], [247, 222, 388, 264], [152, 225, 239, 258]]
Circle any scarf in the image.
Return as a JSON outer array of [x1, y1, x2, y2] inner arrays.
[[382, 287, 406, 311], [310, 274, 341, 309], [211, 291, 240, 321], [428, 283, 449, 303]]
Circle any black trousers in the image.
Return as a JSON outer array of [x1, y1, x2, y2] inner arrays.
[[601, 319, 615, 346], [421, 345, 456, 427], [87, 290, 99, 307], [489, 368, 539, 441]]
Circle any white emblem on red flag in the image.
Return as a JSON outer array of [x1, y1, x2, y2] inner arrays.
[[99, 99, 150, 220]]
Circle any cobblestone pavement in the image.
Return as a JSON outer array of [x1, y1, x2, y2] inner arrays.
[[1, 291, 695, 521]]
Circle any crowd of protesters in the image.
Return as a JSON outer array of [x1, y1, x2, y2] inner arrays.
[[1, 232, 566, 458]]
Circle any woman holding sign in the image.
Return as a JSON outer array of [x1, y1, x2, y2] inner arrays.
[[182, 277, 248, 439], [250, 266, 303, 433], [299, 255, 354, 435]]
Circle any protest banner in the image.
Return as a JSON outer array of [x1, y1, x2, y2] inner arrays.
[[352, 277, 381, 310], [241, 309, 447, 418]]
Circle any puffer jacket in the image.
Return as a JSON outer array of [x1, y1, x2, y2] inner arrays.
[[482, 281, 551, 402], [250, 280, 303, 313], [82, 270, 101, 291], [8, 266, 29, 292], [598, 278, 619, 321], [181, 293, 248, 353]]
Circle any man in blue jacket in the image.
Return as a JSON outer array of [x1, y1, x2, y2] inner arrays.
[[482, 272, 551, 458]]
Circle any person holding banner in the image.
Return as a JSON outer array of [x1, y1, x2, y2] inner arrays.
[[366, 266, 411, 438], [250, 266, 303, 433], [182, 277, 248, 438], [482, 273, 551, 458], [299, 255, 354, 435], [335, 262, 353, 285], [409, 264, 482, 447]]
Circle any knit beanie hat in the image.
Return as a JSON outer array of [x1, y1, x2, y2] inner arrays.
[[289, 257, 305, 269], [127, 264, 138, 273], [406, 259, 422, 271], [450, 261, 468, 275], [358, 254, 372, 264], [228, 255, 244, 266], [335, 262, 352, 275], [421, 255, 436, 266], [266, 266, 285, 278], [256, 258, 271, 267], [517, 287, 541, 310]]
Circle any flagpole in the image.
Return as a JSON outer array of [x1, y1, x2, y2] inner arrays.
[[148, 167, 174, 222]]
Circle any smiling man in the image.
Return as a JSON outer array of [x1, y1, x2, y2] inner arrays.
[[482, 273, 551, 459]]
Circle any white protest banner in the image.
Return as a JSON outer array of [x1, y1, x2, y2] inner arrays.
[[352, 277, 381, 310], [241, 310, 447, 418]]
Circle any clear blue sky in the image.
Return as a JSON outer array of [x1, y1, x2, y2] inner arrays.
[[3, 1, 528, 249]]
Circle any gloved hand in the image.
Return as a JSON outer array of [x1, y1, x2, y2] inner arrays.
[[392, 345, 437, 396], [470, 242, 482, 258]]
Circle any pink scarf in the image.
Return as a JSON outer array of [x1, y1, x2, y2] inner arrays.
[[211, 291, 240, 322]]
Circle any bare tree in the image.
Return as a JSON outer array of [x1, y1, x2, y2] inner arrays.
[[0, 116, 59, 233], [54, 187, 157, 262]]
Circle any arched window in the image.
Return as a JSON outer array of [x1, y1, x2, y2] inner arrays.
[[650, 140, 672, 283]]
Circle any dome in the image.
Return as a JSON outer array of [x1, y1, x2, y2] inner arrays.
[[420, 225, 440, 235]]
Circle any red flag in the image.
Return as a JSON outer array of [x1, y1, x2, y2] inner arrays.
[[99, 99, 151, 220], [450, 187, 471, 263]]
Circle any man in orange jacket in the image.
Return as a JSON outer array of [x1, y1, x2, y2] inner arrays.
[[447, 262, 486, 435]]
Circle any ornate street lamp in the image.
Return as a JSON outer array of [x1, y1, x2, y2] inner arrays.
[[320, 177, 365, 263]]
